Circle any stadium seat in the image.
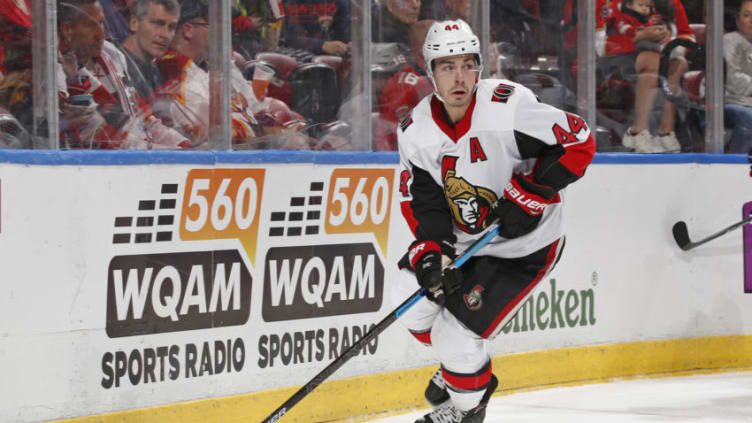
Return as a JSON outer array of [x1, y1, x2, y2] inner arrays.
[[683, 70, 705, 104], [683, 23, 707, 104], [315, 120, 351, 150], [255, 52, 299, 80], [0, 106, 31, 149], [288, 62, 341, 130], [690, 23, 706, 45], [267, 97, 307, 130], [313, 55, 349, 87]]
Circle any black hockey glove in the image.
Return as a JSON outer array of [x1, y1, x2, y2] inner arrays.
[[408, 241, 462, 304], [492, 173, 557, 239]]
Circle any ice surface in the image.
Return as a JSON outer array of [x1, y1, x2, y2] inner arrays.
[[368, 371, 752, 422]]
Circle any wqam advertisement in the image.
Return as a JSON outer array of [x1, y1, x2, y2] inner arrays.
[[100, 166, 397, 393]]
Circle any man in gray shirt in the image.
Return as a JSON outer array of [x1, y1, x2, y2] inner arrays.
[[724, 0, 752, 153], [119, 0, 180, 101]]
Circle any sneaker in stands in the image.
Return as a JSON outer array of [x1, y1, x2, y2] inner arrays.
[[634, 130, 667, 153], [415, 374, 498, 423], [622, 128, 654, 152], [654, 131, 681, 152], [425, 369, 450, 407], [621, 127, 641, 149]]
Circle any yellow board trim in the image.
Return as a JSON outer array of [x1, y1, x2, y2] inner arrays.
[[54, 335, 752, 423]]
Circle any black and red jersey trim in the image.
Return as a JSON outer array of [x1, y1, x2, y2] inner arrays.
[[515, 128, 596, 192]]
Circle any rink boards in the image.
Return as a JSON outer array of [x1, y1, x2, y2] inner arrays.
[[0, 151, 751, 423]]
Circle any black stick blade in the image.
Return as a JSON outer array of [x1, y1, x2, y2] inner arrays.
[[672, 221, 691, 250]]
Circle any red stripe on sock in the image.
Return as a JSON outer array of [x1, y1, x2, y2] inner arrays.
[[442, 364, 492, 391]]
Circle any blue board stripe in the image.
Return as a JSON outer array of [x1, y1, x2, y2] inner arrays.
[[0, 150, 747, 166]]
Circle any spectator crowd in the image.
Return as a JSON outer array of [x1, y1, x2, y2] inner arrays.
[[0, 0, 748, 153]]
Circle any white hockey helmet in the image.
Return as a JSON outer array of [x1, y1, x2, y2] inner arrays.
[[423, 19, 483, 100]]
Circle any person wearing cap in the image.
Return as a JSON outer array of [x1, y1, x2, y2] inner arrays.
[[392, 19, 595, 422]]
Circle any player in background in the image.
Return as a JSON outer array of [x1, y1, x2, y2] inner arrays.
[[376, 19, 434, 150], [393, 19, 595, 423]]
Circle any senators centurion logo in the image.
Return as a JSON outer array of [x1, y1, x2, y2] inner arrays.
[[442, 156, 498, 234]]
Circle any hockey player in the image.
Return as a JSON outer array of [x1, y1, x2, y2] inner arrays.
[[394, 19, 595, 423]]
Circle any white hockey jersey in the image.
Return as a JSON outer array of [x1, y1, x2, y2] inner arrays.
[[398, 78, 595, 259]]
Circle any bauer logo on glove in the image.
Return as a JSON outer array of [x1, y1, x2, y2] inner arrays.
[[503, 180, 548, 216], [492, 173, 557, 239]]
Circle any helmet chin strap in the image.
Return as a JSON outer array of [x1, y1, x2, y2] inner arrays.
[[428, 74, 447, 104]]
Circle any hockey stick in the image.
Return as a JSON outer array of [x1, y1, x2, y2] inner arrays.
[[260, 221, 500, 423], [672, 216, 752, 251]]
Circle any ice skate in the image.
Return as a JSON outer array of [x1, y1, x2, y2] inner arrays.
[[425, 369, 450, 407], [416, 374, 498, 423]]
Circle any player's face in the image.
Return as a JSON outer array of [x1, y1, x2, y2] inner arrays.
[[738, 1, 752, 41], [433, 54, 479, 112], [131, 3, 179, 61]]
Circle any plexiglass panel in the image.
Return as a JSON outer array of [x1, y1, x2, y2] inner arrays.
[[722, 0, 752, 154], [595, 0, 710, 152], [0, 0, 37, 148], [229, 0, 354, 151], [0, 0, 741, 153]]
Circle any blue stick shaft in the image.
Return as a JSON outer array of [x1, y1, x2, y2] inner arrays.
[[453, 225, 499, 268]]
